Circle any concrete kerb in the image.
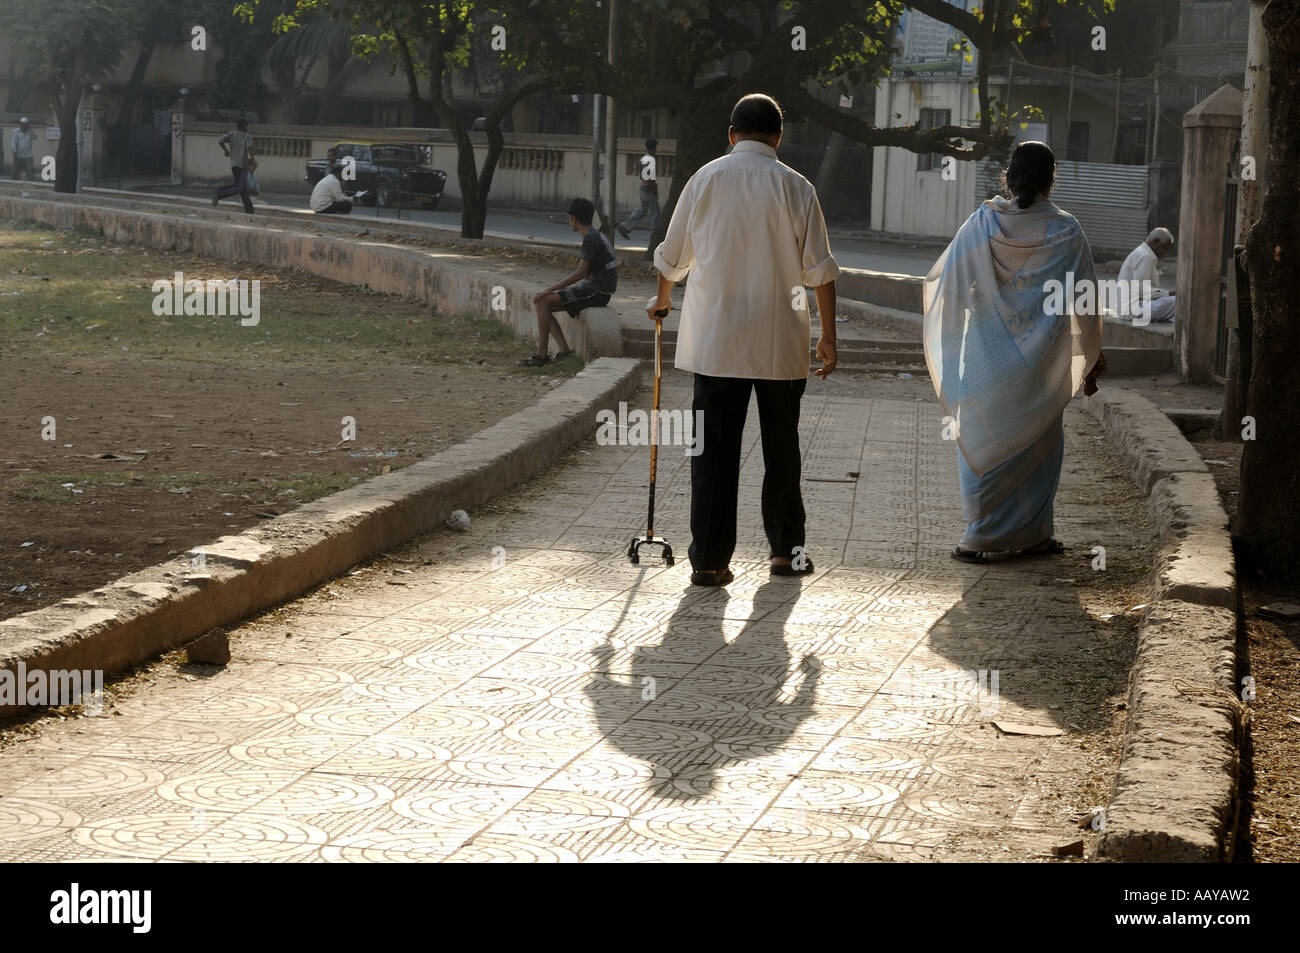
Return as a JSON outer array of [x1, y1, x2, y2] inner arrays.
[[1083, 386, 1240, 862], [0, 357, 641, 720], [0, 192, 622, 361]]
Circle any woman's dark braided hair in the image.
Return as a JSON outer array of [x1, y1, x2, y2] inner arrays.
[[1000, 140, 1056, 209]]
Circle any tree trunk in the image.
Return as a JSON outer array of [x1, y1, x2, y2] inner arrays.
[[644, 88, 735, 258], [54, 97, 80, 193], [115, 37, 157, 140], [1238, 0, 1300, 582], [449, 124, 485, 238]]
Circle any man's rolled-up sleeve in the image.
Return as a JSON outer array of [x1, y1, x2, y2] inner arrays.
[[801, 191, 840, 287], [653, 176, 696, 281]]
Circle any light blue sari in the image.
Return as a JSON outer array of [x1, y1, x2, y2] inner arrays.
[[924, 195, 1101, 552]]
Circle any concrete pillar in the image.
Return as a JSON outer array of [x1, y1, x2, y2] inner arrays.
[[1175, 85, 1243, 384], [170, 97, 191, 186], [78, 89, 107, 189]]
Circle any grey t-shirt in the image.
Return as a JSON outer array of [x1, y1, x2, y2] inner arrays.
[[579, 228, 619, 293], [219, 129, 254, 168]]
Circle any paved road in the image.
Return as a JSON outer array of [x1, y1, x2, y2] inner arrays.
[[0, 374, 1155, 862], [186, 185, 944, 277]]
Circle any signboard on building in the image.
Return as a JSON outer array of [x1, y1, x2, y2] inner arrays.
[[893, 0, 978, 78]]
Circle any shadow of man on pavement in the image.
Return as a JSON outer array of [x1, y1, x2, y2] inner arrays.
[[586, 577, 819, 801]]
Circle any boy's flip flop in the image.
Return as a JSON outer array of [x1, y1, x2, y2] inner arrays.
[[554, 349, 574, 360], [518, 354, 550, 367]]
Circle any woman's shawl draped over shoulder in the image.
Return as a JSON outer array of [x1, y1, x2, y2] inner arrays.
[[922, 195, 1102, 477]]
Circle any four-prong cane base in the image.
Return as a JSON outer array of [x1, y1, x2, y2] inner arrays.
[[628, 535, 673, 566]]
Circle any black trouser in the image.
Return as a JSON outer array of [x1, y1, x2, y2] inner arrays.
[[316, 200, 352, 214], [689, 374, 807, 571], [215, 166, 254, 213]]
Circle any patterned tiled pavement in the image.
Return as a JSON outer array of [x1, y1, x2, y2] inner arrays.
[[0, 374, 1157, 862]]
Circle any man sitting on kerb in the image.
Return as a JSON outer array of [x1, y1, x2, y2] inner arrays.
[[1118, 227, 1176, 323]]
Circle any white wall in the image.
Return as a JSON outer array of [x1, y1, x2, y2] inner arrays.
[[870, 78, 982, 239], [177, 121, 672, 213]]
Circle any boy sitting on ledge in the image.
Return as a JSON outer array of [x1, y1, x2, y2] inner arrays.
[[520, 197, 619, 366]]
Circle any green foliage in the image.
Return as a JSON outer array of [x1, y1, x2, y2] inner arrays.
[[0, 0, 134, 97]]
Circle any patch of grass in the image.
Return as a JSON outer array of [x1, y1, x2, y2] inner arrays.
[[0, 220, 584, 378], [516, 351, 584, 377]]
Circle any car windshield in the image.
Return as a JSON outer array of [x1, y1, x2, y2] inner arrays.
[[373, 146, 426, 165]]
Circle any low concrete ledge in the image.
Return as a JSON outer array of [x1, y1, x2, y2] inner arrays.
[[0, 357, 641, 719], [838, 267, 924, 313], [1102, 346, 1174, 377], [1084, 386, 1240, 862], [1087, 387, 1210, 495], [1095, 599, 1240, 862], [838, 297, 923, 337], [0, 192, 622, 361]]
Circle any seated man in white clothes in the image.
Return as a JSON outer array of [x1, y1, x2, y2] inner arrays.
[[1118, 227, 1176, 323], [310, 163, 367, 214]]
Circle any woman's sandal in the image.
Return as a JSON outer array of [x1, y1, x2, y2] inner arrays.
[[951, 546, 987, 564], [690, 569, 734, 587], [1019, 538, 1065, 557]]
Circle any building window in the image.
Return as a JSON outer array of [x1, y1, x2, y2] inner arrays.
[[917, 107, 951, 171]]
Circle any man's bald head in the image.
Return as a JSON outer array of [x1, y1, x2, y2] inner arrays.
[[1147, 228, 1175, 257]]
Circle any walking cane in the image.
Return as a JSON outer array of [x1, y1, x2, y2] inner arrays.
[[628, 297, 674, 566]]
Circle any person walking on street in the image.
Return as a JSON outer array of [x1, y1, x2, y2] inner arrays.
[[213, 118, 255, 214], [649, 93, 840, 587], [618, 138, 660, 239], [11, 118, 36, 181], [924, 141, 1107, 565]]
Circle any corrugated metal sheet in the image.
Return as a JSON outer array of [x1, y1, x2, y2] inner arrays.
[[970, 158, 1150, 256], [1052, 161, 1149, 256]]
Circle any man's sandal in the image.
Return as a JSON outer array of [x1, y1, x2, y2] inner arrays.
[[518, 354, 550, 367], [951, 546, 987, 564], [554, 349, 574, 360], [690, 569, 734, 587], [770, 558, 814, 576]]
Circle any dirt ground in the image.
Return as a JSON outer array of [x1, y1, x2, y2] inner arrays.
[[1183, 427, 1300, 863], [1, 219, 583, 620]]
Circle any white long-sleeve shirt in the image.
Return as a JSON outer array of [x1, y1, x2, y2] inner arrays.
[[1118, 241, 1168, 299], [310, 173, 348, 212], [654, 139, 840, 380]]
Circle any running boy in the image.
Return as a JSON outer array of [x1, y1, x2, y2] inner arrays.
[[521, 197, 619, 366]]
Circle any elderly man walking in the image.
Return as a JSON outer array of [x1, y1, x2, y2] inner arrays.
[[649, 93, 840, 587]]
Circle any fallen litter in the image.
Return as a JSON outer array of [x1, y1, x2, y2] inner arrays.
[[992, 721, 1064, 737], [1258, 602, 1300, 621]]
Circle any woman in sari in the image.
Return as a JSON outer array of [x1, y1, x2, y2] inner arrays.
[[923, 141, 1107, 564]]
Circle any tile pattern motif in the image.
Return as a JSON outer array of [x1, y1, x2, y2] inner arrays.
[[0, 376, 1154, 862]]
